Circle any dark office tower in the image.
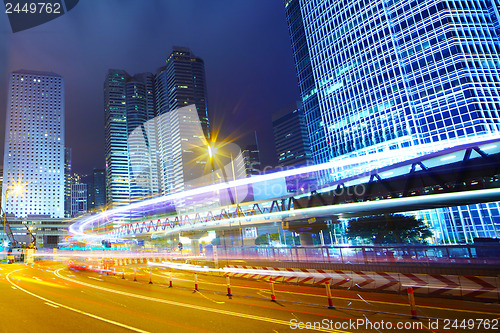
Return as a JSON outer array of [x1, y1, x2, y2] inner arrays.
[[242, 145, 261, 176], [105, 70, 161, 205], [284, 0, 326, 164], [104, 69, 130, 205], [125, 72, 159, 199], [273, 102, 313, 167], [155, 47, 210, 138], [64, 147, 72, 217], [92, 169, 106, 209]]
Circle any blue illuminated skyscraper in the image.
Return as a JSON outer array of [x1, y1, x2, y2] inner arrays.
[[284, 0, 327, 164], [285, 0, 500, 242], [287, 0, 500, 161]]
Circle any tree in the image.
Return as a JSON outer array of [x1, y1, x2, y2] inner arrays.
[[345, 214, 432, 245], [254, 233, 280, 245]]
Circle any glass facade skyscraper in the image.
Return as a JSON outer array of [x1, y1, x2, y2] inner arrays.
[[104, 70, 131, 205], [155, 47, 210, 138], [105, 70, 160, 204], [285, 0, 328, 164], [273, 102, 313, 167], [286, 0, 500, 243], [105, 47, 211, 205], [291, 0, 500, 161]]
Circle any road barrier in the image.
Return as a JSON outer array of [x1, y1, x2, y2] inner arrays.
[[270, 278, 276, 302], [325, 281, 334, 309], [225, 265, 500, 300], [68, 260, 500, 301], [407, 287, 418, 319], [226, 275, 232, 297]]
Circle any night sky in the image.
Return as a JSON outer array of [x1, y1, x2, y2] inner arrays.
[[0, 1, 300, 173]]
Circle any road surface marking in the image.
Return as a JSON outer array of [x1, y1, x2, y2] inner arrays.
[[196, 290, 225, 304], [55, 269, 346, 333], [6, 269, 150, 333], [88, 276, 103, 281], [45, 302, 59, 308], [155, 271, 500, 316]]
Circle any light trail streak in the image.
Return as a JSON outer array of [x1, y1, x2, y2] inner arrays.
[[54, 268, 348, 333], [6, 269, 151, 333], [69, 136, 500, 242], [146, 262, 500, 316], [112, 188, 500, 238]]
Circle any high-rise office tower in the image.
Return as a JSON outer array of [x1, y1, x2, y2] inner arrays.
[[125, 72, 160, 198], [70, 183, 87, 217], [64, 147, 72, 217], [284, 0, 327, 164], [104, 70, 160, 205], [104, 70, 130, 205], [156, 105, 209, 193], [242, 144, 261, 176], [2, 70, 65, 218], [273, 102, 313, 167], [285, 0, 500, 242], [287, 0, 500, 162], [92, 169, 106, 209], [105, 47, 211, 204], [155, 47, 210, 138]]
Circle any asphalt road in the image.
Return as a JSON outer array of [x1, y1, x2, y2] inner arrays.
[[0, 261, 499, 332]]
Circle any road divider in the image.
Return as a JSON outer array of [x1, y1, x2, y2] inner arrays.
[[68, 260, 500, 301]]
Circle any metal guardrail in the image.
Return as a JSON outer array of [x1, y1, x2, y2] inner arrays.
[[207, 244, 500, 266]]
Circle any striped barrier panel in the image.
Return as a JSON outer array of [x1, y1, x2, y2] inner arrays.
[[224, 265, 500, 299]]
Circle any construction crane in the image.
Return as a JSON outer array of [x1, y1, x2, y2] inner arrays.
[[1, 207, 37, 250]]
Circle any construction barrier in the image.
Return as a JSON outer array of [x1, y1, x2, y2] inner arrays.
[[225, 265, 500, 300]]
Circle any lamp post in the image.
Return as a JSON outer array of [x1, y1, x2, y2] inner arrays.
[[207, 143, 245, 247], [2, 183, 24, 256]]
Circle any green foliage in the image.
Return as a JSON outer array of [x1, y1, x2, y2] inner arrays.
[[345, 214, 432, 245], [254, 233, 280, 245]]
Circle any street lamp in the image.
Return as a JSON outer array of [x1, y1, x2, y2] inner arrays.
[[2, 182, 24, 254], [206, 143, 245, 247]]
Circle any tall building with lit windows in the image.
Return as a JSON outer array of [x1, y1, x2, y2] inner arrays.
[[2, 70, 65, 218], [155, 47, 210, 138], [105, 47, 211, 204], [286, 0, 500, 242], [284, 0, 327, 164], [104, 70, 160, 204], [104, 69, 131, 205], [273, 102, 312, 167]]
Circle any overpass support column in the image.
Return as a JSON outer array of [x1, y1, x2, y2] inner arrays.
[[180, 231, 208, 256], [298, 233, 314, 246], [283, 217, 337, 246]]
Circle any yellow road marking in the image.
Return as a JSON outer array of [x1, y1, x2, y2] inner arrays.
[[7, 269, 150, 333], [154, 272, 500, 316], [55, 269, 346, 333], [196, 290, 225, 304]]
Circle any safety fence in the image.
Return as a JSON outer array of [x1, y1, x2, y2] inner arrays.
[[224, 265, 500, 300], [68, 255, 500, 301], [209, 244, 500, 266]]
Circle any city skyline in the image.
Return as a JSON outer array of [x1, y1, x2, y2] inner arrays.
[[0, 1, 300, 173]]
